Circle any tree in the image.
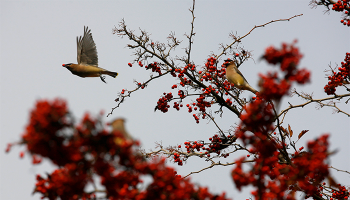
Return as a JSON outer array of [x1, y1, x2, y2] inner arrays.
[[6, 1, 349, 199]]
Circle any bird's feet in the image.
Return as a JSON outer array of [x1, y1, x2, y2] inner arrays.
[[100, 75, 107, 83]]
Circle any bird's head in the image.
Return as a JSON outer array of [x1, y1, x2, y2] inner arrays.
[[223, 59, 234, 67], [62, 63, 73, 68]]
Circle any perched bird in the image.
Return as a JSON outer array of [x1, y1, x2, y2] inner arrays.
[[62, 26, 118, 83], [224, 60, 258, 94], [109, 118, 133, 141]]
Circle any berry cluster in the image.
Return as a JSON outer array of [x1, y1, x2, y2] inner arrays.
[[172, 135, 236, 166], [232, 134, 331, 199], [331, 0, 350, 26], [129, 61, 163, 75], [260, 41, 310, 102], [156, 92, 173, 113], [178, 89, 185, 98], [324, 52, 350, 95], [173, 152, 183, 166], [199, 57, 227, 83], [11, 99, 229, 200], [158, 58, 222, 121], [173, 102, 181, 111], [35, 163, 91, 200], [180, 135, 235, 160], [263, 41, 308, 80], [175, 64, 196, 79], [210, 135, 236, 151], [195, 95, 212, 112], [193, 114, 200, 123], [145, 62, 162, 75], [258, 72, 291, 101], [331, 184, 350, 199], [332, 0, 349, 11], [184, 141, 204, 153]]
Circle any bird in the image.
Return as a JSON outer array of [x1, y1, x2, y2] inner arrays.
[[62, 26, 118, 83], [109, 118, 133, 141], [224, 60, 258, 94]]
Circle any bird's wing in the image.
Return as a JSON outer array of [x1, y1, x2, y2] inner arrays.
[[233, 64, 250, 83], [77, 26, 98, 66]]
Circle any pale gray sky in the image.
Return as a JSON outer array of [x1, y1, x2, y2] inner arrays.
[[1, 1, 349, 199]]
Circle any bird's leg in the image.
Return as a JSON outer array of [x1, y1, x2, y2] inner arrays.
[[100, 75, 107, 83]]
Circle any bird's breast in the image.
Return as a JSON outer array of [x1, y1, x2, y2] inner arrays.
[[68, 64, 105, 77], [227, 73, 244, 86]]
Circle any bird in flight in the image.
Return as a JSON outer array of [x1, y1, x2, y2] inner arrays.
[[62, 26, 118, 83]]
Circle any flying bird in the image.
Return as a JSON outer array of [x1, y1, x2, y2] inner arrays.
[[224, 60, 258, 94], [62, 26, 118, 83]]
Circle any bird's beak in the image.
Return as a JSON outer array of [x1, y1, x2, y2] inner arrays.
[[62, 64, 66, 67]]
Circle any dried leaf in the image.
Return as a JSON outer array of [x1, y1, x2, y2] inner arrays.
[[288, 124, 293, 137], [280, 126, 288, 135], [298, 130, 309, 139]]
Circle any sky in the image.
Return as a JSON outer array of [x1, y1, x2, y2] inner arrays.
[[1, 1, 349, 199]]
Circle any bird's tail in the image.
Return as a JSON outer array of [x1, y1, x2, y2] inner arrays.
[[247, 85, 259, 95], [103, 71, 119, 78]]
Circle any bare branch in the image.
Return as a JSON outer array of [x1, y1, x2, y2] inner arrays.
[[185, 0, 196, 64], [184, 159, 254, 178], [107, 70, 171, 117], [216, 14, 303, 60], [205, 112, 225, 136], [330, 166, 350, 174], [278, 90, 350, 118]]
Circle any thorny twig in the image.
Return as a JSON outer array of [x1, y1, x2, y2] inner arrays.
[[107, 70, 171, 117], [330, 166, 350, 174], [185, 0, 196, 64], [204, 111, 225, 137], [215, 14, 303, 60], [277, 90, 350, 118], [183, 159, 255, 178]]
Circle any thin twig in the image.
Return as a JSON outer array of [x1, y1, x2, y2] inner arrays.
[[186, 0, 196, 64], [278, 92, 350, 118], [216, 14, 303, 60], [184, 159, 254, 178], [330, 166, 350, 174]]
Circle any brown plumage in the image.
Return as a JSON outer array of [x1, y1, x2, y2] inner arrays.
[[224, 60, 258, 94], [62, 26, 118, 83], [109, 118, 133, 141]]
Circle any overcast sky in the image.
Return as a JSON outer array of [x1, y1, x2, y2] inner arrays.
[[1, 1, 349, 199]]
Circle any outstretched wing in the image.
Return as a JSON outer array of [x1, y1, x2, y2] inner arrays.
[[77, 26, 98, 66]]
